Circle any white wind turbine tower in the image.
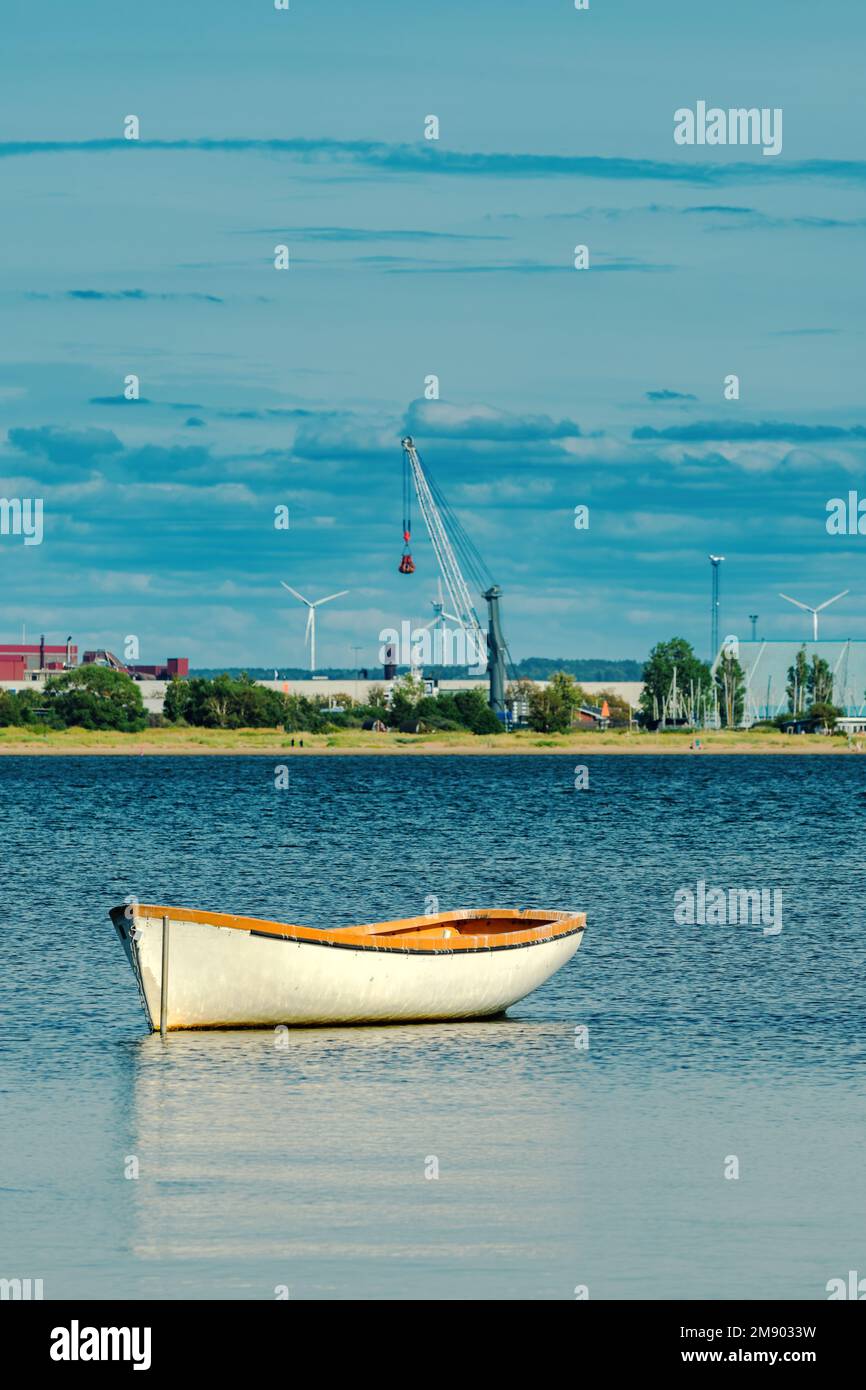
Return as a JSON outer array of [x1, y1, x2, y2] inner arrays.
[[280, 583, 349, 672], [779, 589, 849, 641]]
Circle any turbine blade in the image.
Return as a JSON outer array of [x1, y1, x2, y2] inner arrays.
[[779, 594, 812, 613], [280, 582, 310, 605], [814, 590, 850, 612], [313, 590, 349, 606]]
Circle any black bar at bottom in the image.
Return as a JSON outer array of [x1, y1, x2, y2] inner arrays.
[[6, 1298, 862, 1375]]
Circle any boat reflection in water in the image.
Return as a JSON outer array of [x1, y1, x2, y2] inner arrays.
[[126, 1017, 588, 1299]]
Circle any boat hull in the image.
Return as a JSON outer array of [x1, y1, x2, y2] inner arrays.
[[111, 907, 584, 1030]]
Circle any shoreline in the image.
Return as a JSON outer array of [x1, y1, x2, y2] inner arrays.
[[0, 729, 860, 756]]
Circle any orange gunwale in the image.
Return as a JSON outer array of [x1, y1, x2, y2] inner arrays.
[[130, 904, 586, 953]]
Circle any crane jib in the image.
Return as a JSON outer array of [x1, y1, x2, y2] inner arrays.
[[397, 437, 510, 716]]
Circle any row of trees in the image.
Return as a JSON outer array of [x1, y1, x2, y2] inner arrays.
[[0, 668, 503, 735], [639, 638, 843, 729], [0, 667, 629, 736], [161, 672, 506, 734], [161, 671, 638, 735], [0, 649, 847, 735]]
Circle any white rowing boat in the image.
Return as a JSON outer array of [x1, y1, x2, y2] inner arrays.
[[110, 903, 586, 1030]]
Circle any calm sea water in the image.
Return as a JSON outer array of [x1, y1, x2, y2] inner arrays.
[[1, 754, 864, 1301]]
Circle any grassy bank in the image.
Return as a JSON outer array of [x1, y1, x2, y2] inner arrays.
[[0, 726, 861, 755]]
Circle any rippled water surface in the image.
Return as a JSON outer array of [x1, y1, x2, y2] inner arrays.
[[1, 754, 864, 1299]]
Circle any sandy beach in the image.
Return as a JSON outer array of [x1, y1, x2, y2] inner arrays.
[[0, 727, 859, 755]]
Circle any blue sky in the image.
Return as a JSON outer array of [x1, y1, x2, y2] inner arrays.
[[1, 0, 865, 669]]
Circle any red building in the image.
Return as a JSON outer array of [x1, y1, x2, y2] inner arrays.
[[1, 640, 188, 683], [128, 657, 189, 680], [81, 651, 189, 680], [0, 638, 77, 681]]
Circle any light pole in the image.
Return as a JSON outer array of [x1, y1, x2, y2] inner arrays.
[[749, 614, 758, 642], [709, 555, 725, 662]]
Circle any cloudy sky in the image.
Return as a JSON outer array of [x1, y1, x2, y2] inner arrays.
[[1, 0, 864, 669]]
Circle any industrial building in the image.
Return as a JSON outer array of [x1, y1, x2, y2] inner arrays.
[[0, 638, 187, 687], [81, 651, 189, 681], [0, 638, 77, 681]]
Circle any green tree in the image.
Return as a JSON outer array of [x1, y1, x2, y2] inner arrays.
[[389, 672, 424, 727], [426, 691, 461, 723], [0, 688, 46, 726], [786, 647, 809, 715], [714, 652, 746, 727], [807, 655, 834, 706], [162, 677, 190, 723], [806, 701, 840, 731], [0, 691, 18, 726], [43, 665, 146, 732], [413, 693, 461, 730], [527, 687, 564, 733], [640, 639, 711, 728], [171, 674, 290, 729], [178, 676, 218, 726], [527, 672, 583, 733], [231, 676, 286, 727], [549, 671, 586, 710], [452, 687, 502, 734], [203, 674, 236, 727], [283, 694, 327, 733]]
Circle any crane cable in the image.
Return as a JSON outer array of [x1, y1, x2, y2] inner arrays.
[[424, 461, 493, 596], [399, 443, 415, 573], [420, 454, 517, 682]]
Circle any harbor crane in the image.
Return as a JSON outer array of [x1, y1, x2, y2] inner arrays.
[[398, 436, 509, 716]]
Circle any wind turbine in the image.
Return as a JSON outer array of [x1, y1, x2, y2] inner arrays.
[[280, 583, 349, 672], [417, 577, 484, 668], [779, 589, 849, 641], [420, 578, 459, 631]]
